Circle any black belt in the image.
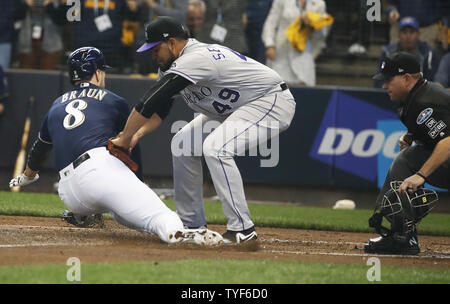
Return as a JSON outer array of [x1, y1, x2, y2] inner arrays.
[[280, 83, 288, 91], [73, 153, 90, 169]]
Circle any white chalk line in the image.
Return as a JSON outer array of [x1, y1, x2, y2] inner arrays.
[[260, 237, 450, 258], [2, 224, 450, 258], [260, 237, 364, 246], [0, 224, 129, 232], [2, 226, 365, 246], [0, 224, 120, 249], [264, 249, 450, 260], [260, 237, 450, 259], [0, 241, 113, 248]]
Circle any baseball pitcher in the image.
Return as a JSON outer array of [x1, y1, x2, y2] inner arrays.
[[112, 17, 296, 243]]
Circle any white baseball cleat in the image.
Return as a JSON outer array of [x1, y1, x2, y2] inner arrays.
[[169, 229, 224, 246]]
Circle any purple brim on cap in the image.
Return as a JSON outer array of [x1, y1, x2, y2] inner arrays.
[[136, 41, 162, 53]]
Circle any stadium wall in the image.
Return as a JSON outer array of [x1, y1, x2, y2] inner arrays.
[[0, 69, 429, 192]]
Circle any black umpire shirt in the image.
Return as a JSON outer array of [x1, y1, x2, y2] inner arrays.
[[399, 78, 450, 150]]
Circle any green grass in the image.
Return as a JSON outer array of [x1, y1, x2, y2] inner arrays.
[[0, 191, 66, 217], [0, 259, 449, 284], [1, 191, 450, 236], [1, 191, 449, 284]]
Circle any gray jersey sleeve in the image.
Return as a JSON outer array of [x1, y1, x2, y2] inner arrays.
[[166, 53, 217, 84]]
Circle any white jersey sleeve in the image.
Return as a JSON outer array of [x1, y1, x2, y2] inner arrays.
[[163, 39, 284, 118], [167, 52, 218, 84]]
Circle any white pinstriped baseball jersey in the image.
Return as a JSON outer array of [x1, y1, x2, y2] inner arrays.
[[162, 39, 285, 118]]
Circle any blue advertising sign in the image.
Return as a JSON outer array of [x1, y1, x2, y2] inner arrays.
[[310, 90, 400, 182]]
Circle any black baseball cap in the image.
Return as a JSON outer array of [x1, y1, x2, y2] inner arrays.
[[372, 52, 421, 81], [136, 16, 188, 53]]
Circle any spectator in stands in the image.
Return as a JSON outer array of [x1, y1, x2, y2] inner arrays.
[[347, 0, 373, 56], [0, 0, 22, 68], [243, 0, 273, 64], [374, 16, 440, 88], [186, 0, 206, 38], [0, 65, 8, 124], [70, 0, 139, 74], [144, 0, 189, 24], [434, 52, 450, 88], [387, 0, 447, 53], [17, 0, 66, 70], [136, 0, 189, 75], [120, 0, 140, 74], [262, 0, 329, 87], [440, 4, 450, 52], [195, 0, 248, 55]]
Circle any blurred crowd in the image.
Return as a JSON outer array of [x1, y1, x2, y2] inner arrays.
[[373, 0, 450, 88], [0, 0, 449, 90]]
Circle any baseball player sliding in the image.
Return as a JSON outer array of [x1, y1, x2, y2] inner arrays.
[[111, 17, 296, 243], [9, 46, 223, 246]]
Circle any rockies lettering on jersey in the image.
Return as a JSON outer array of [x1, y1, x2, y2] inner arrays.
[[161, 39, 284, 118]]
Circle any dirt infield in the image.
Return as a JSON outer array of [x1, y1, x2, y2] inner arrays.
[[1, 215, 450, 268]]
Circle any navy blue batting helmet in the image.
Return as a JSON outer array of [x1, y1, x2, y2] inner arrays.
[[68, 47, 111, 84]]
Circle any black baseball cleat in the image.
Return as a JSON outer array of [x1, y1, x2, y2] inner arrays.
[[364, 234, 420, 255], [222, 226, 258, 244], [61, 210, 104, 228]]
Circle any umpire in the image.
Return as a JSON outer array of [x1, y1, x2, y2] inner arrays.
[[365, 52, 450, 254]]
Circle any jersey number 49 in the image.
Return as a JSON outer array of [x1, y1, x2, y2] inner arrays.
[[212, 88, 240, 114]]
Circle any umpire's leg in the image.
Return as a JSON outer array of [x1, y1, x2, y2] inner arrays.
[[377, 144, 450, 205]]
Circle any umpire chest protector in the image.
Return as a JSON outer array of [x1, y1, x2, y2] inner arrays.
[[399, 78, 450, 150]]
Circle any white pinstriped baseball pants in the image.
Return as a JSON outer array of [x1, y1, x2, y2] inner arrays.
[[172, 86, 296, 231]]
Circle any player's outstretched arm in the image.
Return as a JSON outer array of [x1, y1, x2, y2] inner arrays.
[[113, 73, 191, 149], [9, 166, 39, 188], [9, 137, 52, 188], [129, 113, 163, 150], [111, 108, 149, 149]]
